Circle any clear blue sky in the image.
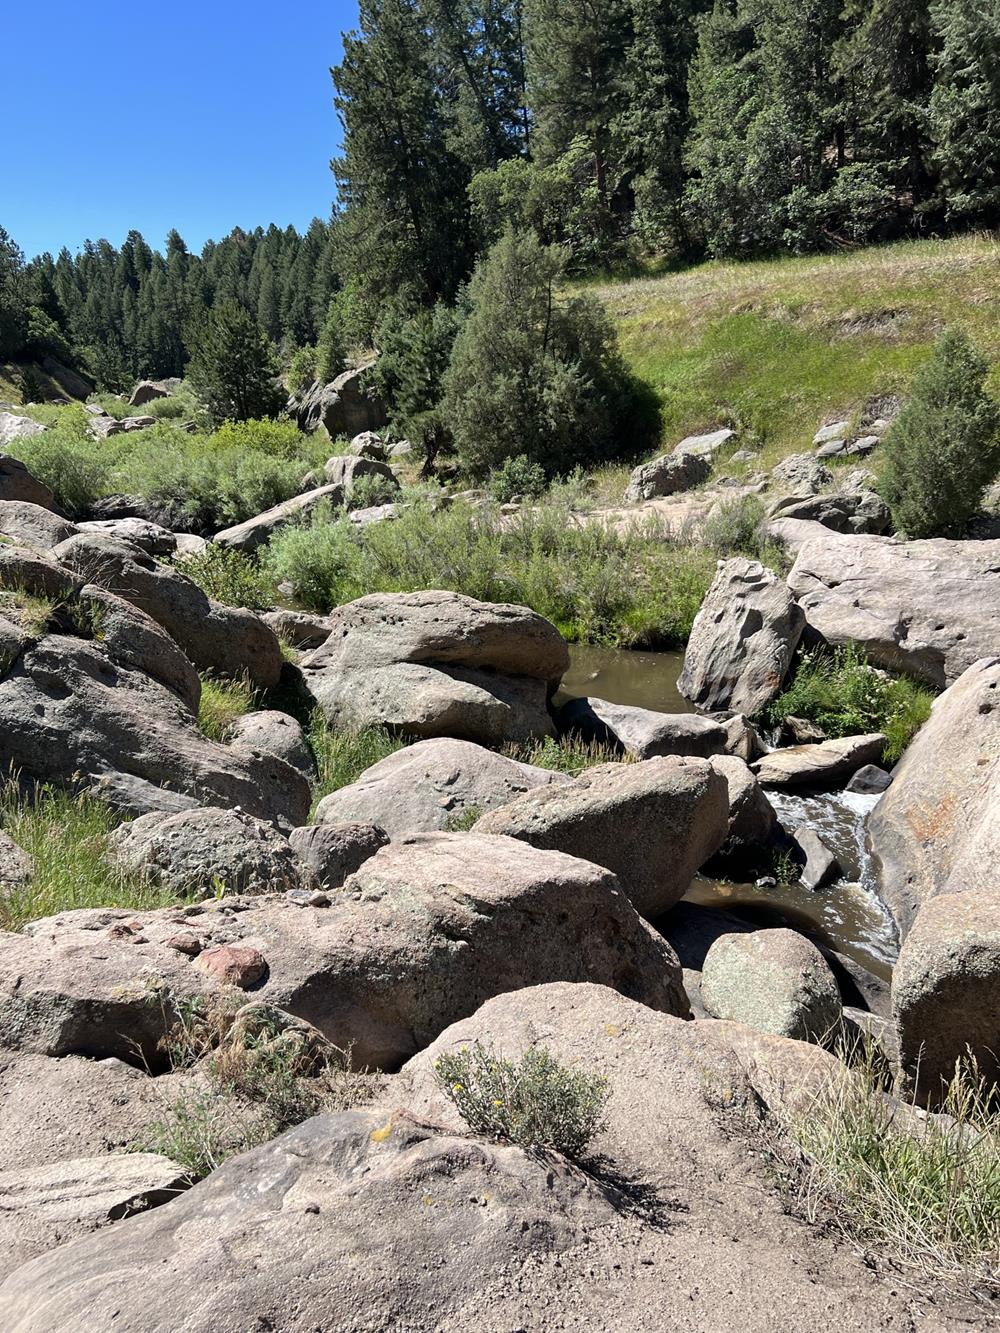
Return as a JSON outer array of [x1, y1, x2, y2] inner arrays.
[[5, 0, 358, 259]]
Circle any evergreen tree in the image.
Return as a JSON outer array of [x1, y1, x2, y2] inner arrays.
[[929, 0, 1000, 223], [187, 302, 284, 424], [0, 228, 27, 359]]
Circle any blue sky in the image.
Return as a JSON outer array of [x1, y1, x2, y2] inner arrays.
[[5, 0, 357, 259]]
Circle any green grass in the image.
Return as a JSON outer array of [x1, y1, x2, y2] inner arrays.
[[790, 1044, 1000, 1290], [591, 234, 1000, 466], [266, 498, 716, 648], [307, 716, 405, 814], [0, 785, 172, 930], [197, 675, 258, 741], [504, 734, 632, 777], [765, 643, 934, 763]]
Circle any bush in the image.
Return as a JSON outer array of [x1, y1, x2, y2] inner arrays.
[[179, 546, 277, 611], [766, 644, 934, 762], [441, 231, 652, 479], [701, 494, 775, 560], [791, 1044, 1000, 1286], [211, 417, 305, 457], [287, 345, 318, 394], [346, 472, 399, 511], [371, 304, 465, 472], [435, 1041, 609, 1160], [489, 454, 547, 503], [880, 330, 1000, 538]]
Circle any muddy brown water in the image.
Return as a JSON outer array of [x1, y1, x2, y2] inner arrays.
[[560, 645, 898, 977]]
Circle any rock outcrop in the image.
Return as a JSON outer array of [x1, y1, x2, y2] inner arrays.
[[751, 733, 886, 788], [678, 558, 805, 714], [291, 367, 388, 438], [0, 453, 56, 508], [301, 591, 568, 745], [314, 737, 569, 835], [474, 756, 729, 918], [624, 450, 710, 502]]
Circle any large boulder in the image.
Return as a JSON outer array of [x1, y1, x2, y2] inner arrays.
[[0, 634, 309, 827], [784, 527, 1000, 688], [291, 366, 388, 438], [474, 756, 729, 918], [0, 545, 82, 601], [314, 737, 569, 835], [288, 823, 390, 890], [228, 710, 315, 778], [323, 453, 399, 498], [0, 833, 686, 1070], [128, 380, 171, 406], [556, 694, 728, 760], [77, 517, 177, 556], [108, 806, 312, 898], [0, 453, 56, 508], [678, 558, 805, 715], [79, 584, 202, 713], [0, 501, 76, 550], [768, 490, 891, 535], [51, 533, 282, 687], [0, 414, 46, 446], [892, 887, 1000, 1103], [869, 657, 1000, 935], [708, 754, 777, 851], [212, 483, 344, 553], [301, 591, 568, 745], [771, 454, 833, 495], [751, 733, 886, 788], [701, 928, 842, 1042], [623, 450, 710, 503]]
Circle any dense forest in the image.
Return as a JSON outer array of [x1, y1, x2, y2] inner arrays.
[[1, 0, 998, 396]]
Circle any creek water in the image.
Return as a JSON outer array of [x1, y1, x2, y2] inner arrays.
[[561, 644, 899, 978]]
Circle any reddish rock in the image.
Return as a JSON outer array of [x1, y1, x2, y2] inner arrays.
[[195, 945, 266, 988]]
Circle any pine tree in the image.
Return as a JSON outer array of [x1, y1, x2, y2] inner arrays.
[[929, 0, 1000, 223], [0, 228, 27, 359], [187, 302, 284, 424]]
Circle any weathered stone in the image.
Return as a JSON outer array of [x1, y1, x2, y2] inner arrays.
[[0, 453, 56, 508], [0, 501, 76, 549], [260, 607, 334, 650], [772, 454, 833, 494], [212, 484, 345, 553], [0, 831, 32, 889], [52, 533, 283, 687], [813, 420, 850, 446], [315, 737, 568, 835], [288, 823, 390, 890], [0, 414, 46, 446], [892, 887, 1000, 1102], [475, 756, 729, 918], [556, 694, 728, 759], [346, 431, 389, 460], [128, 380, 171, 406], [76, 517, 177, 556], [702, 928, 842, 1041], [624, 450, 710, 503], [792, 827, 840, 889], [784, 526, 1000, 688], [196, 943, 267, 988], [709, 754, 777, 851], [0, 833, 686, 1069], [229, 710, 315, 778], [845, 764, 891, 795], [0, 545, 82, 602], [778, 715, 827, 746], [88, 415, 125, 439], [768, 490, 891, 535], [323, 453, 400, 498], [678, 559, 805, 715], [0, 635, 309, 827], [722, 713, 766, 762], [79, 584, 201, 712], [291, 366, 388, 438], [869, 657, 1000, 934], [676, 427, 735, 458], [752, 733, 886, 788], [109, 806, 311, 898]]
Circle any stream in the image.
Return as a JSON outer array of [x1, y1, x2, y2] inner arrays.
[[561, 644, 899, 979]]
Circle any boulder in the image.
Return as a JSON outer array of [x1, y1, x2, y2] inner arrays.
[[128, 380, 171, 406], [474, 756, 729, 918], [791, 827, 840, 889], [314, 737, 569, 836], [109, 806, 311, 898], [260, 607, 333, 650], [51, 533, 283, 687], [556, 694, 728, 760], [121, 415, 156, 433], [348, 502, 398, 528], [845, 764, 891, 795], [751, 733, 886, 788], [76, 517, 177, 556], [0, 833, 687, 1069], [892, 887, 1000, 1102], [212, 483, 345, 554], [0, 635, 309, 827], [0, 501, 76, 550], [676, 426, 735, 458], [88, 415, 125, 439], [346, 431, 389, 460], [771, 454, 833, 495], [291, 366, 388, 438], [701, 928, 842, 1042], [288, 823, 390, 889], [78, 584, 202, 713], [301, 591, 568, 745], [767, 490, 891, 535], [678, 559, 805, 715], [785, 528, 1000, 688], [322, 453, 400, 497], [0, 831, 32, 889], [0, 545, 82, 602], [0, 413, 46, 446], [868, 657, 1000, 935], [709, 754, 777, 851], [623, 450, 710, 503], [812, 420, 850, 446], [0, 454, 56, 509], [228, 710, 315, 778]]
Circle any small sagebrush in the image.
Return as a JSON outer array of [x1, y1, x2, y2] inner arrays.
[[435, 1042, 609, 1160], [179, 546, 276, 611]]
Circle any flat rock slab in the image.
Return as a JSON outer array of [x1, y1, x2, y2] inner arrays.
[[752, 733, 886, 788], [213, 483, 345, 553], [556, 695, 728, 760]]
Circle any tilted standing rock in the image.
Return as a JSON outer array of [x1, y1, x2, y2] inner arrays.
[[678, 558, 805, 715], [555, 695, 728, 760]]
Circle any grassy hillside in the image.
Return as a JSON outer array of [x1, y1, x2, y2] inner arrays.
[[595, 234, 1000, 467]]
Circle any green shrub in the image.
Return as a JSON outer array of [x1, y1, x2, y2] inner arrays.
[[287, 345, 318, 394], [880, 329, 1000, 538], [179, 546, 277, 611], [489, 454, 547, 503], [211, 417, 305, 457], [701, 494, 778, 561], [0, 785, 170, 930], [791, 1045, 1000, 1286], [435, 1041, 609, 1160], [346, 472, 399, 511], [144, 395, 187, 419], [766, 644, 934, 762], [307, 715, 405, 813], [371, 304, 464, 471], [197, 675, 258, 741], [187, 302, 285, 425]]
